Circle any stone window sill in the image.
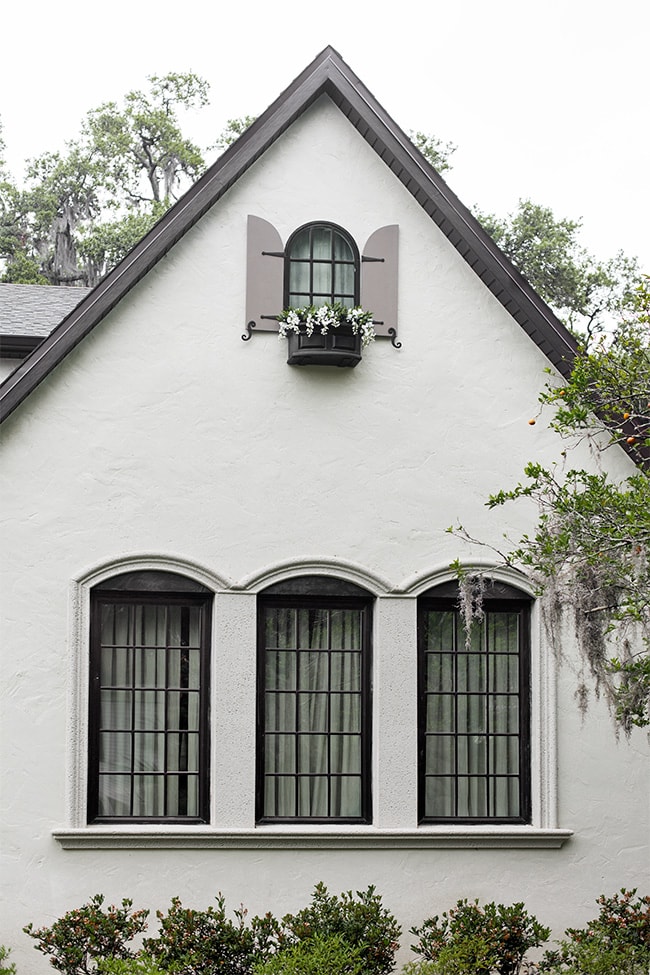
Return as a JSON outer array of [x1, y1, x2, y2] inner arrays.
[[54, 826, 573, 850]]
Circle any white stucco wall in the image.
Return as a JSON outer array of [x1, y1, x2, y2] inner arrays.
[[1, 98, 647, 971]]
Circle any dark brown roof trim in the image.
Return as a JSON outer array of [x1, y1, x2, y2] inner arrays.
[[0, 46, 578, 425]]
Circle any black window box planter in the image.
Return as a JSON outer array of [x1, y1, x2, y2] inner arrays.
[[286, 327, 362, 368]]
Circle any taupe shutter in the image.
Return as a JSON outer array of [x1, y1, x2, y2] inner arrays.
[[245, 215, 284, 332], [361, 225, 399, 337]]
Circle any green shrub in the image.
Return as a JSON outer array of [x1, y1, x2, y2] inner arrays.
[[282, 882, 401, 975], [98, 956, 167, 975], [539, 888, 650, 975], [253, 933, 365, 975], [24, 895, 149, 975], [0, 945, 17, 975], [410, 899, 550, 975], [142, 894, 281, 975]]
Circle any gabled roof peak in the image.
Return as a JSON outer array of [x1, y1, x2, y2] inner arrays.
[[0, 47, 577, 424]]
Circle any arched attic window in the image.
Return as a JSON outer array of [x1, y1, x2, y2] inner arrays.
[[284, 222, 360, 309], [87, 570, 212, 824], [244, 216, 399, 341], [418, 579, 532, 825]]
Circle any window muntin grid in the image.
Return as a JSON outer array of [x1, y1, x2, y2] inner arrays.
[[419, 600, 530, 823], [285, 223, 359, 309], [258, 599, 371, 823], [88, 593, 210, 823]]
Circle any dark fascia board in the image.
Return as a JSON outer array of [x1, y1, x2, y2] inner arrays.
[[0, 46, 578, 425]]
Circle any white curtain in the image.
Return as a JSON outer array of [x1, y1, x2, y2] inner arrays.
[[424, 610, 520, 818], [264, 606, 363, 818], [98, 602, 201, 818]]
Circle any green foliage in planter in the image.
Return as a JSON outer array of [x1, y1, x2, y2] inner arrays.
[[24, 895, 149, 975], [538, 888, 650, 975], [142, 894, 281, 975], [0, 946, 16, 975], [410, 899, 550, 975], [282, 882, 401, 975], [253, 933, 365, 975]]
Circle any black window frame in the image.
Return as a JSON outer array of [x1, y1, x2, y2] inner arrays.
[[417, 585, 531, 825], [284, 221, 360, 309], [256, 579, 372, 825], [87, 573, 212, 825]]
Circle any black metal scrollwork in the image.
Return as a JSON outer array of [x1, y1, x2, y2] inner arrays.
[[242, 321, 256, 342], [388, 328, 402, 349]]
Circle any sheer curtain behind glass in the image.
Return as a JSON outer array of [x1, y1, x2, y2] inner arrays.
[[262, 603, 366, 820], [287, 225, 356, 308], [91, 595, 206, 821], [422, 604, 526, 821]]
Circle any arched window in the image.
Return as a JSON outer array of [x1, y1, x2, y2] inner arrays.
[[418, 580, 531, 824], [285, 223, 360, 309], [256, 576, 372, 823], [87, 571, 212, 823]]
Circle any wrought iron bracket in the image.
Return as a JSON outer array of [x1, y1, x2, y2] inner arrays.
[[388, 328, 402, 349], [242, 321, 256, 341]]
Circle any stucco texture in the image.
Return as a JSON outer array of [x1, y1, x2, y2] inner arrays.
[[1, 98, 647, 971]]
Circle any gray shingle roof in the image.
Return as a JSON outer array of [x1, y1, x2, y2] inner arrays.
[[0, 283, 91, 339], [0, 283, 93, 360]]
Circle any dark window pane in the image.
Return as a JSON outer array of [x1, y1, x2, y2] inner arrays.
[[167, 732, 199, 772], [425, 611, 454, 652], [265, 776, 295, 818], [425, 776, 455, 817], [298, 776, 328, 817], [426, 694, 453, 732], [260, 599, 369, 822], [266, 651, 296, 690], [458, 735, 487, 774], [101, 690, 132, 730], [330, 735, 361, 774], [419, 598, 528, 822], [457, 695, 486, 733], [265, 692, 296, 732], [298, 734, 328, 773], [425, 735, 455, 774], [330, 776, 361, 817], [133, 732, 165, 772], [457, 776, 487, 817], [132, 775, 165, 817], [426, 652, 454, 692], [101, 647, 132, 686], [98, 775, 131, 817], [297, 692, 328, 732], [99, 732, 131, 772], [298, 651, 329, 691], [457, 653, 486, 692], [90, 592, 209, 822], [331, 652, 361, 690], [490, 695, 519, 733], [285, 224, 359, 308]]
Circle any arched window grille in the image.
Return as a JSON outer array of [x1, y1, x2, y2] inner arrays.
[[418, 580, 531, 824], [285, 223, 360, 308], [87, 571, 212, 823]]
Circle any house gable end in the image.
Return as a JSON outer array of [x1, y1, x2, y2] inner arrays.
[[0, 46, 578, 425]]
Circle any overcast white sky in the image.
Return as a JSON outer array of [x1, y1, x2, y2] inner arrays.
[[2, 0, 648, 270]]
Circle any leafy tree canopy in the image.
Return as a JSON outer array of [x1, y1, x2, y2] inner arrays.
[[409, 130, 457, 173], [477, 199, 640, 334], [0, 73, 211, 287], [451, 279, 650, 730]]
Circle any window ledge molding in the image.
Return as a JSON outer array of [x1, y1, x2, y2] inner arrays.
[[53, 826, 573, 851]]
